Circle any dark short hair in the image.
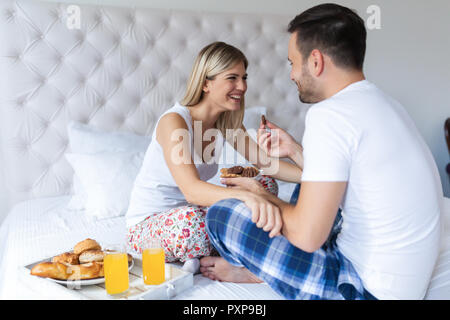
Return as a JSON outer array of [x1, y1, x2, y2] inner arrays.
[[287, 3, 367, 70]]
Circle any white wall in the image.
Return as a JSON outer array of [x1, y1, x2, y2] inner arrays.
[[0, 120, 9, 224], [43, 0, 450, 195], [1, 0, 448, 223]]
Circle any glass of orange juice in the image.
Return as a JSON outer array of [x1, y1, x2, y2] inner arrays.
[[104, 244, 129, 295], [142, 238, 165, 285]]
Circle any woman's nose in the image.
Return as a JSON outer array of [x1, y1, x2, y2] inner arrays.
[[237, 78, 247, 91]]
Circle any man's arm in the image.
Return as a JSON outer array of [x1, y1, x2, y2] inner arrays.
[[261, 181, 347, 253]]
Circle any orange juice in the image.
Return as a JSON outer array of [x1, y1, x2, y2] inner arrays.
[[104, 252, 129, 295], [143, 248, 165, 285]]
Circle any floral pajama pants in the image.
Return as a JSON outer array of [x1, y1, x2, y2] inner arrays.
[[127, 176, 278, 263]]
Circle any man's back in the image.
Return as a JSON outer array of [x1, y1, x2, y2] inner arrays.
[[301, 80, 442, 299]]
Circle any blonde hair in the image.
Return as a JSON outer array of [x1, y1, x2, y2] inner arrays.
[[181, 42, 248, 136]]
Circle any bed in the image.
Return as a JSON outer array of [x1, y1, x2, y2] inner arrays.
[[0, 0, 449, 300]]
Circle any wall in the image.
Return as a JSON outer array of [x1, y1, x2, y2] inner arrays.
[[44, 0, 450, 195], [1, 0, 449, 223]]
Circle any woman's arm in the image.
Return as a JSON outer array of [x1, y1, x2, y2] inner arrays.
[[156, 114, 283, 237], [156, 113, 240, 206]]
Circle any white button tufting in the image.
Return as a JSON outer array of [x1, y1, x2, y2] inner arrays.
[[0, 0, 305, 208]]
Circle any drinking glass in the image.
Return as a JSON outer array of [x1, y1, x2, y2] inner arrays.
[[142, 238, 165, 285], [104, 244, 129, 295]]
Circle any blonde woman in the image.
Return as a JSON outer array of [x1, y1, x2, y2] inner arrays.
[[126, 42, 302, 270]]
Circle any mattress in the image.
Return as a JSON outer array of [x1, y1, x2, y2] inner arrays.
[[1, 191, 449, 300]]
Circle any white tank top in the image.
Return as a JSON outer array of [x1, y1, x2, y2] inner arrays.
[[126, 102, 220, 227]]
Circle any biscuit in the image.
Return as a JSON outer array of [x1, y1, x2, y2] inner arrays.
[[220, 166, 259, 178], [242, 167, 259, 177], [73, 238, 101, 255], [220, 168, 241, 178], [79, 249, 105, 263]]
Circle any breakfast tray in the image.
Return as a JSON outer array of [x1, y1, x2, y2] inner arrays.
[[21, 256, 193, 300]]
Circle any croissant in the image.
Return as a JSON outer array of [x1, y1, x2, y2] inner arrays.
[[30, 262, 70, 280], [52, 252, 79, 265], [66, 262, 104, 280]]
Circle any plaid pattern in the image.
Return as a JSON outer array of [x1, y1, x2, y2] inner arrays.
[[206, 185, 377, 300]]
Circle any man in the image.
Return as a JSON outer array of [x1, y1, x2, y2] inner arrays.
[[199, 3, 442, 300]]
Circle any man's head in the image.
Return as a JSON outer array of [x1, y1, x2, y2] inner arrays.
[[287, 3, 367, 103]]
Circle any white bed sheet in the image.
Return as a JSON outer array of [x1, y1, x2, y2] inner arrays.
[[1, 191, 449, 300], [0, 181, 295, 300]]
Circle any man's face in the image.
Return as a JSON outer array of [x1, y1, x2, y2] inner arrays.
[[288, 32, 321, 104]]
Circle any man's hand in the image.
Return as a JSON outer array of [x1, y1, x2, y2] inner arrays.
[[242, 192, 283, 238], [222, 178, 282, 238], [258, 119, 301, 160]]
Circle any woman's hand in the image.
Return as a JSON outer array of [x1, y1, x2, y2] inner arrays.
[[220, 177, 267, 196], [258, 119, 301, 160]]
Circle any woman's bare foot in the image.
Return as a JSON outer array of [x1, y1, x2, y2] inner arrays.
[[199, 256, 263, 283]]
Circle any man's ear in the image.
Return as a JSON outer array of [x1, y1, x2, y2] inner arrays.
[[309, 49, 325, 77]]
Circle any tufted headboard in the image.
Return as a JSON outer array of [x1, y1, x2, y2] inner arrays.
[[0, 0, 309, 213]]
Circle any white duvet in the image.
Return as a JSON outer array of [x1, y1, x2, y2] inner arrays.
[[0, 186, 295, 300], [1, 193, 449, 300]]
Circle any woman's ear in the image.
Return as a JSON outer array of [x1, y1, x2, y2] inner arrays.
[[203, 79, 210, 93]]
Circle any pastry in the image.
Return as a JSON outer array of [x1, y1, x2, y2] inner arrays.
[[79, 250, 105, 263], [30, 238, 132, 281], [220, 166, 259, 178], [30, 262, 70, 280], [73, 238, 101, 254], [66, 262, 104, 280], [52, 252, 80, 265]]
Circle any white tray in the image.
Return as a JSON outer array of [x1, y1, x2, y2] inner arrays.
[[23, 255, 193, 300]]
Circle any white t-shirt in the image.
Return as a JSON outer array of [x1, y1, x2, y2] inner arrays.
[[301, 80, 442, 300]]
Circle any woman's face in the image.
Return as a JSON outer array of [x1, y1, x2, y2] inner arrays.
[[203, 61, 247, 112]]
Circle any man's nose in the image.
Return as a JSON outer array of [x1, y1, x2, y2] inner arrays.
[[290, 69, 295, 82]]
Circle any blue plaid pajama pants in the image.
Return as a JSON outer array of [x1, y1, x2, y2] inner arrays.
[[205, 184, 377, 300]]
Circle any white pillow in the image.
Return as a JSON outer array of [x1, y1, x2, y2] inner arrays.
[[66, 121, 151, 210], [67, 121, 151, 154], [66, 151, 145, 220]]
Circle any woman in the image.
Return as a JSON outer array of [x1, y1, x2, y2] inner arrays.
[[126, 42, 302, 269]]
